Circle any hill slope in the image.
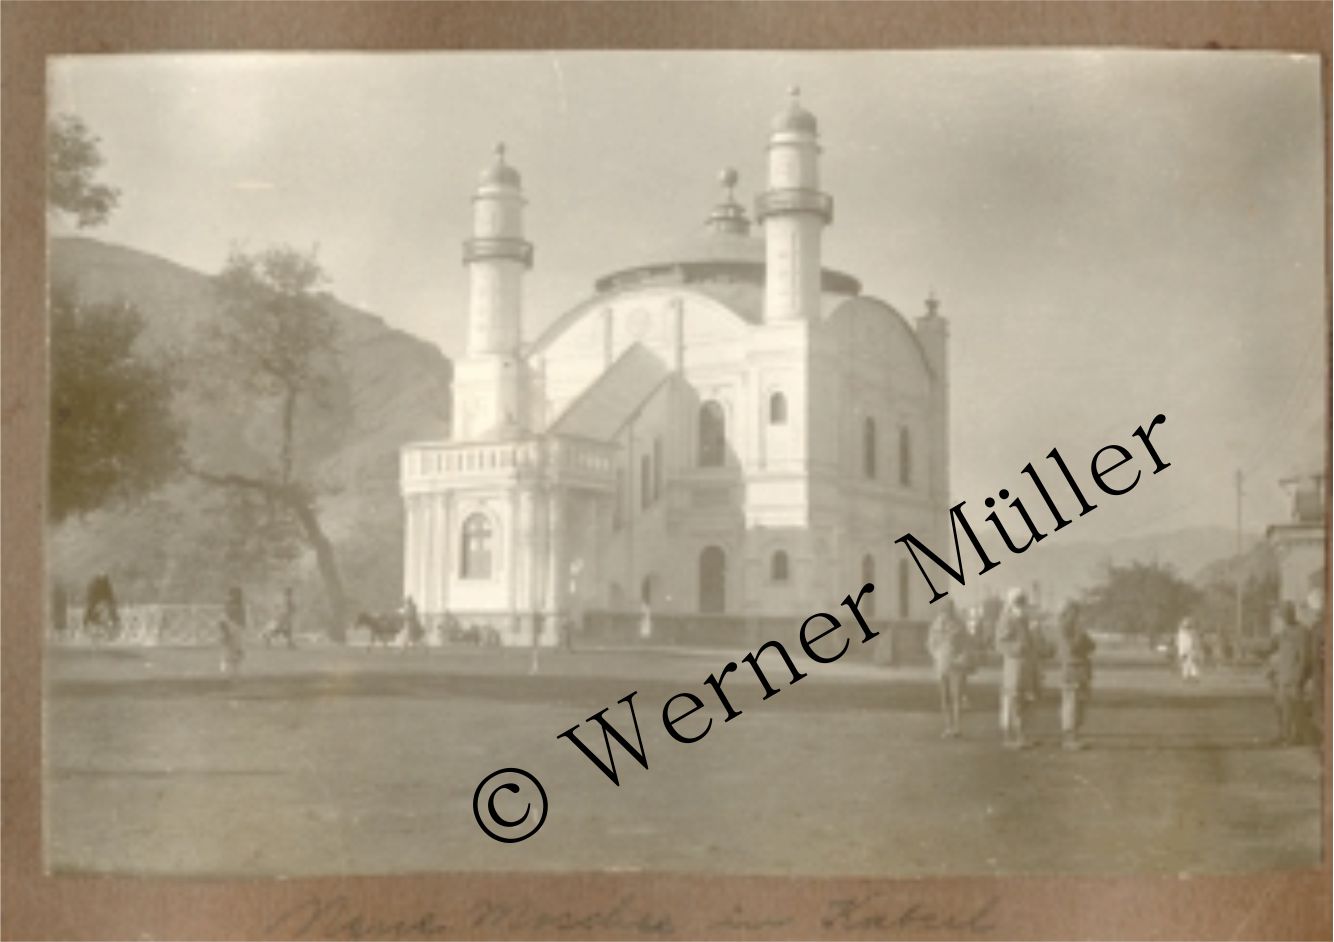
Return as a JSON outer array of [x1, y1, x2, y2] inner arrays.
[[49, 236, 453, 623]]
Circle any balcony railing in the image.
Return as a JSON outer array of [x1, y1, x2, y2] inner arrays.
[[754, 187, 833, 223], [462, 236, 534, 268], [402, 435, 616, 488]]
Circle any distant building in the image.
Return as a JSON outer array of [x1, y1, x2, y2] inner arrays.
[[1266, 472, 1328, 620], [400, 91, 950, 646]]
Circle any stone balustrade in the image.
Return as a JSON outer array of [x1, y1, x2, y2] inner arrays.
[[401, 435, 616, 491]]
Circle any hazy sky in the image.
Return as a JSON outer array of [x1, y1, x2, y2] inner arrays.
[[50, 51, 1326, 544]]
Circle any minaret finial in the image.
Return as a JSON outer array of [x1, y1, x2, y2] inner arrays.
[[719, 166, 739, 201], [706, 167, 749, 235], [494, 141, 506, 162], [789, 84, 801, 100], [926, 288, 940, 317]]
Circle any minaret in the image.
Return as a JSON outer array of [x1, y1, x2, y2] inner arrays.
[[455, 144, 533, 439], [756, 87, 832, 323], [916, 290, 950, 509]]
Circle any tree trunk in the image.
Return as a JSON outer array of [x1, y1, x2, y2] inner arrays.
[[287, 493, 349, 642], [280, 386, 296, 485]]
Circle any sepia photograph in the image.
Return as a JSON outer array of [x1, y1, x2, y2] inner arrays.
[[36, 43, 1328, 898]]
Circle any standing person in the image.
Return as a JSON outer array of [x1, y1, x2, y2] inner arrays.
[[402, 595, 425, 647], [995, 587, 1034, 749], [927, 599, 969, 738], [1267, 602, 1312, 745], [219, 586, 246, 675], [1302, 587, 1325, 745], [1056, 602, 1097, 750], [83, 573, 121, 641], [638, 599, 653, 641], [268, 586, 297, 648], [1023, 615, 1047, 704], [1176, 616, 1200, 682], [960, 606, 985, 710]]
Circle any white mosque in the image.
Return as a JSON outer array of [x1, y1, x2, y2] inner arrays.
[[400, 90, 951, 647]]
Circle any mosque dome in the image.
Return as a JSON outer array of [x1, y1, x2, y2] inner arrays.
[[771, 86, 817, 135], [593, 226, 858, 296]]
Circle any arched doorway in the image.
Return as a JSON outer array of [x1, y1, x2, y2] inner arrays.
[[699, 545, 726, 613]]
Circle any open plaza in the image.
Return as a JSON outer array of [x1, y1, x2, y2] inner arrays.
[[45, 640, 1321, 879]]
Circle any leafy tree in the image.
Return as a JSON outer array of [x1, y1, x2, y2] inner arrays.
[[48, 114, 120, 228], [48, 285, 183, 523], [186, 246, 352, 640], [1077, 560, 1199, 646], [1191, 543, 1280, 653], [48, 115, 181, 523]]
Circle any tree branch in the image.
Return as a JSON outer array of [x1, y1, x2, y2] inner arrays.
[[183, 459, 281, 498]]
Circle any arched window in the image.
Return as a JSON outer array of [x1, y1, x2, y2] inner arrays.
[[612, 469, 625, 530], [863, 417, 877, 479], [698, 400, 726, 467], [770, 550, 790, 583], [861, 554, 876, 617], [699, 545, 726, 613], [898, 558, 911, 618], [641, 574, 654, 605], [899, 426, 912, 487], [640, 454, 652, 510], [769, 392, 788, 425], [459, 513, 493, 580]]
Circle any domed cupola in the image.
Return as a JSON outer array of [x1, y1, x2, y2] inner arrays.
[[704, 167, 751, 237], [771, 85, 818, 136], [477, 142, 522, 189]]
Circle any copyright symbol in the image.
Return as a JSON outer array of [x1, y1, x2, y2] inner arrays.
[[473, 768, 548, 843]]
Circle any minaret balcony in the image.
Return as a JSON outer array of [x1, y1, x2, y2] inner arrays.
[[755, 188, 833, 224], [462, 237, 534, 268]]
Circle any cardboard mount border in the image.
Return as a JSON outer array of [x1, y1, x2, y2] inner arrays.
[[3, 3, 1330, 940]]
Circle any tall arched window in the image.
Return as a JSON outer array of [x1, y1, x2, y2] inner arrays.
[[769, 392, 788, 425], [770, 550, 790, 583], [652, 436, 663, 500], [863, 417, 877, 479], [698, 400, 726, 467], [640, 454, 652, 510], [641, 574, 654, 605], [459, 513, 493, 580], [612, 469, 625, 530], [861, 554, 876, 617], [899, 426, 912, 487], [699, 545, 726, 613], [898, 558, 911, 618]]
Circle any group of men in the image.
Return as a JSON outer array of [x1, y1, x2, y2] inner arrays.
[[928, 586, 1326, 751], [1259, 599, 1322, 746], [928, 588, 1095, 750]]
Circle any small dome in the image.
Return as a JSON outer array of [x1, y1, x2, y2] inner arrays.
[[706, 167, 750, 236], [478, 143, 521, 188], [771, 86, 817, 135]]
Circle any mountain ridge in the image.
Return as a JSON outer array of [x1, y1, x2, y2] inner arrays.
[[49, 236, 453, 621]]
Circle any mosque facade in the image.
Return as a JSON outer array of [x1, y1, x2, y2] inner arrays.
[[400, 91, 951, 646]]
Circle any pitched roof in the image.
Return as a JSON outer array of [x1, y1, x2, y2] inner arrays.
[[546, 343, 672, 441]]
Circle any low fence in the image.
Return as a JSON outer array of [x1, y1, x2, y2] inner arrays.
[[579, 610, 930, 665], [48, 603, 933, 663], [53, 604, 249, 647]]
